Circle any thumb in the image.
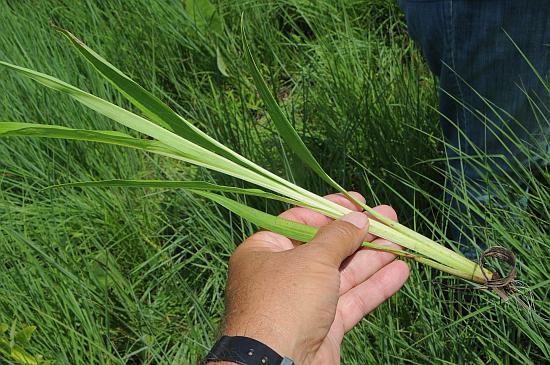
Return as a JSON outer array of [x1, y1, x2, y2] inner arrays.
[[309, 212, 369, 267]]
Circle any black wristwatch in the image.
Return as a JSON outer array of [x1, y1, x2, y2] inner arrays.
[[200, 335, 295, 365]]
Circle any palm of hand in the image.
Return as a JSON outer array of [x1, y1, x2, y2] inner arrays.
[[223, 193, 409, 365]]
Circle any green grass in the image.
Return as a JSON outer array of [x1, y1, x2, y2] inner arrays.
[[0, 1, 548, 364]]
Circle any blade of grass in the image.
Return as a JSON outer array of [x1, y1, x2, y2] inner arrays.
[[0, 62, 336, 212], [0, 121, 185, 158], [47, 175, 485, 282], [195, 190, 485, 282], [49, 179, 335, 213], [55, 27, 234, 159], [55, 28, 326, 205], [0, 55, 487, 281], [243, 36, 482, 277]]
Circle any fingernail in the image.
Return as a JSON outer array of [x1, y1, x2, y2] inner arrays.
[[341, 212, 368, 229]]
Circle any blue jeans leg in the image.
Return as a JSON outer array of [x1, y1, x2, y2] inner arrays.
[[398, 0, 550, 257]]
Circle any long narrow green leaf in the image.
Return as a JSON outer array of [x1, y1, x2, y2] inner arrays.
[[243, 34, 390, 216], [55, 28, 307, 192], [52, 180, 295, 204], [0, 62, 211, 161], [244, 39, 482, 276], [0, 122, 183, 158], [193, 190, 478, 281], [244, 36, 378, 207], [55, 28, 227, 155], [196, 190, 319, 241], [244, 37, 342, 189], [52, 179, 338, 218], [0, 62, 328, 210]]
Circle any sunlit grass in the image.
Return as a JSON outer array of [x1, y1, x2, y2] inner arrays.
[[0, 1, 548, 364]]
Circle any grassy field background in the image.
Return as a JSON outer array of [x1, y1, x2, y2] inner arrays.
[[0, 1, 548, 364]]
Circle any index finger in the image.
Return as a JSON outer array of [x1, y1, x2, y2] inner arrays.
[[279, 191, 366, 246]]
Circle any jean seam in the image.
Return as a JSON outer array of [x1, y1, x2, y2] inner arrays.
[[449, 1, 468, 155], [444, 0, 474, 235]]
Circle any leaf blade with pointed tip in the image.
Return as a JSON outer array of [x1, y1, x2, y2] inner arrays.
[[51, 179, 339, 217], [191, 190, 472, 280], [242, 39, 484, 276], [195, 190, 319, 242], [0, 122, 187, 160], [0, 62, 305, 202], [54, 28, 310, 193], [243, 38, 343, 190]]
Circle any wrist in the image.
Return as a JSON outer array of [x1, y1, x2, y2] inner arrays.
[[222, 321, 304, 364], [204, 334, 298, 365]]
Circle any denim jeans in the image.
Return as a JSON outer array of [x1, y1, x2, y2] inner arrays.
[[398, 0, 550, 257]]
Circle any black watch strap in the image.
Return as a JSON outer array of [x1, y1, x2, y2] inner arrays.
[[200, 335, 294, 365]]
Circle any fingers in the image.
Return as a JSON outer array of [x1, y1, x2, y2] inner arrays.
[[325, 191, 366, 211], [239, 192, 367, 253], [363, 205, 398, 242], [241, 230, 295, 253], [280, 192, 366, 246], [369, 204, 398, 223], [279, 191, 365, 228], [337, 204, 401, 295], [337, 260, 409, 333], [338, 238, 401, 295], [308, 212, 370, 267], [239, 193, 393, 257]]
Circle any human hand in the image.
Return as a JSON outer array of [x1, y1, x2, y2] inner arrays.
[[218, 192, 410, 365]]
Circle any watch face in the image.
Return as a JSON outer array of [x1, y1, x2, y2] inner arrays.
[[280, 358, 295, 365]]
